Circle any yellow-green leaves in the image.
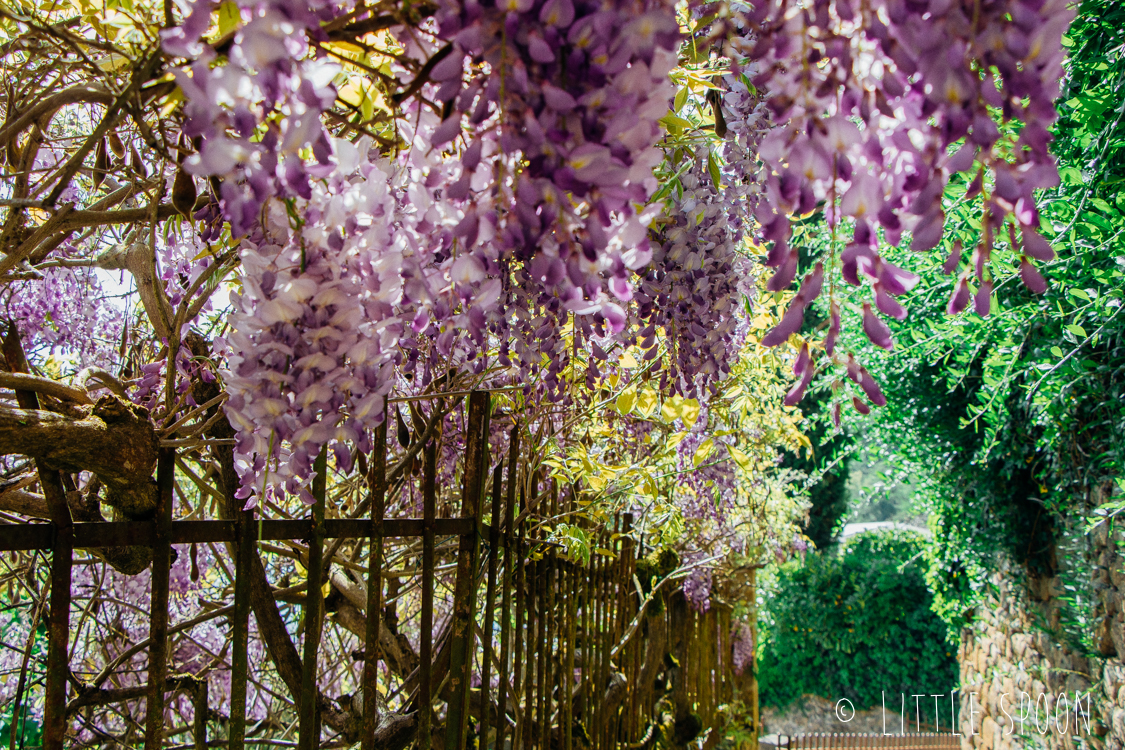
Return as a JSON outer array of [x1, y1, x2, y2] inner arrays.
[[727, 445, 752, 471], [707, 151, 722, 189], [614, 384, 661, 420], [635, 387, 659, 419], [217, 1, 241, 38], [660, 395, 701, 427], [616, 385, 637, 414], [692, 438, 714, 468]]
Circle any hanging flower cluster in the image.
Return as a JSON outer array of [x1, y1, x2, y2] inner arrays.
[[637, 68, 771, 396], [164, 0, 345, 236], [2, 264, 124, 368], [742, 0, 1073, 408], [417, 0, 681, 394], [218, 139, 407, 504], [155, 0, 1075, 500]]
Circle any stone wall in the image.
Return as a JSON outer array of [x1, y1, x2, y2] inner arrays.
[[957, 565, 1092, 750], [956, 484, 1125, 750]]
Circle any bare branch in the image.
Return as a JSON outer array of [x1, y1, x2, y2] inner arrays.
[[0, 87, 116, 150], [0, 372, 92, 404]]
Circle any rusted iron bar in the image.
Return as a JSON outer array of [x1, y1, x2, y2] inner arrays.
[[593, 524, 609, 750], [143, 448, 176, 748], [585, 528, 597, 750], [228, 502, 255, 750], [418, 438, 436, 750], [536, 554, 548, 750], [41, 473, 72, 750], [445, 390, 490, 750], [297, 447, 328, 750], [495, 426, 519, 750], [478, 465, 503, 747], [564, 490, 577, 750], [194, 676, 208, 750], [523, 474, 540, 750], [513, 482, 529, 750], [544, 483, 558, 750], [361, 419, 387, 749]]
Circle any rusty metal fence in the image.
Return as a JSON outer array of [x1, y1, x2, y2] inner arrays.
[[0, 389, 742, 749], [779, 734, 962, 749]]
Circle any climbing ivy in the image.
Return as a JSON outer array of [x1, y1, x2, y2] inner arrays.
[[817, 0, 1125, 630]]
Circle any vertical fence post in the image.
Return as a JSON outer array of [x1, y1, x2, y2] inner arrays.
[[40, 467, 72, 750], [228, 498, 254, 750], [297, 447, 328, 750], [564, 488, 577, 750], [543, 482, 558, 750], [496, 426, 520, 750], [445, 390, 490, 750], [194, 677, 208, 750], [514, 481, 530, 750], [522, 475, 539, 750], [419, 437, 437, 750], [361, 419, 387, 749], [5, 328, 73, 750], [144, 448, 175, 748], [479, 465, 503, 747]]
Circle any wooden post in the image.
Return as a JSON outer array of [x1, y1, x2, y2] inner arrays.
[[479, 465, 504, 747], [194, 676, 208, 750]]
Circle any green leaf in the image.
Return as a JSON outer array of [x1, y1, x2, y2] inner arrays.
[[707, 151, 721, 189], [673, 87, 689, 113], [728, 445, 752, 471], [659, 113, 693, 133], [1065, 323, 1087, 338], [218, 1, 241, 37], [1092, 197, 1115, 214], [680, 399, 700, 427], [636, 387, 659, 419], [661, 396, 682, 423], [1050, 346, 1064, 357], [1059, 167, 1084, 184]]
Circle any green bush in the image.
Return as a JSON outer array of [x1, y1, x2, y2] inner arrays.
[[758, 530, 957, 710]]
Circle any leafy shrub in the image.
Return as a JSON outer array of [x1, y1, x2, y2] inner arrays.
[[758, 530, 957, 710]]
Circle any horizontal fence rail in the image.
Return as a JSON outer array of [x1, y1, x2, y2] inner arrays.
[[0, 517, 479, 550]]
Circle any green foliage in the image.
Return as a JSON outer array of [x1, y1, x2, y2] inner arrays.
[[0, 712, 42, 749], [816, 0, 1125, 631], [786, 248, 855, 551], [757, 531, 957, 710], [0, 604, 45, 748], [782, 391, 851, 551]]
